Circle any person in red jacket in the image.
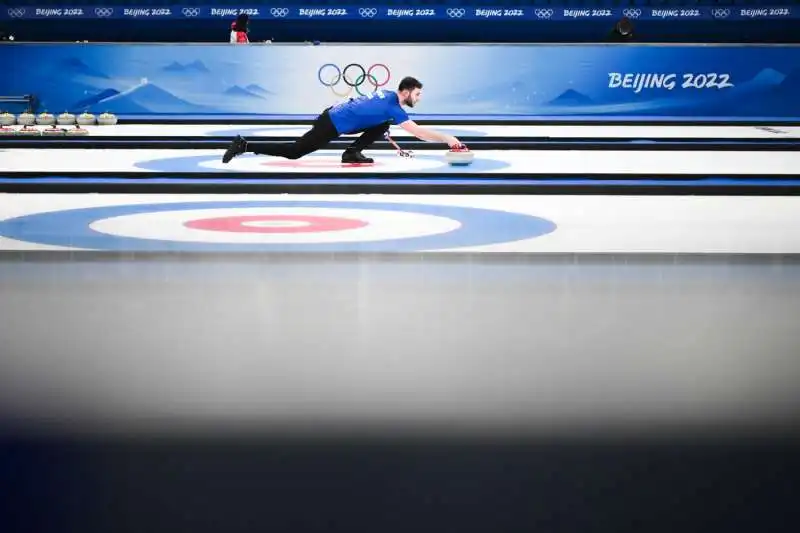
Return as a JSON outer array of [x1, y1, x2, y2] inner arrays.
[[230, 14, 249, 44]]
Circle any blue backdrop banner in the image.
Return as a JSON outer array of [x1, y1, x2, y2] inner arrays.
[[0, 5, 797, 21], [2, 43, 800, 120]]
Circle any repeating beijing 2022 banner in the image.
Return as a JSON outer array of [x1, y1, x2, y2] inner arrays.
[[0, 5, 797, 20], [1, 43, 800, 120]]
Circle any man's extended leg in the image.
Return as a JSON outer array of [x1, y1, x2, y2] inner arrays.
[[222, 110, 339, 163], [341, 121, 391, 164]]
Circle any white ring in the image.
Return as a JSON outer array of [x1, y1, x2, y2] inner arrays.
[[89, 208, 461, 245]]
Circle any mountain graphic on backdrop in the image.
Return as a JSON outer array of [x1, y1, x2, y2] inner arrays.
[[749, 67, 786, 86], [694, 67, 788, 114], [546, 89, 594, 106], [59, 57, 110, 79], [72, 88, 121, 110], [33, 78, 106, 111], [223, 85, 267, 99], [108, 83, 208, 112], [71, 82, 207, 113], [245, 84, 274, 97], [162, 60, 211, 73]]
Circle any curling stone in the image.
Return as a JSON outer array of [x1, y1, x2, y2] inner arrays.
[[17, 111, 35, 126], [0, 111, 15, 126], [445, 145, 474, 166], [57, 111, 76, 126], [97, 112, 118, 126], [17, 125, 41, 136], [66, 125, 89, 136], [36, 111, 55, 126], [43, 125, 66, 136], [77, 111, 96, 126]]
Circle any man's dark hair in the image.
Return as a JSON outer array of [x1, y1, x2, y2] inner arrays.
[[398, 77, 423, 92]]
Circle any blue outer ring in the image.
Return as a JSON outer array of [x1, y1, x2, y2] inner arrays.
[[0, 201, 557, 252], [133, 153, 510, 173]]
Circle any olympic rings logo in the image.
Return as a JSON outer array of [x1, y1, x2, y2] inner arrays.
[[712, 8, 730, 19], [95, 7, 113, 17], [534, 9, 553, 19], [270, 8, 289, 18], [182, 8, 200, 17], [359, 8, 377, 18], [446, 8, 465, 18], [7, 8, 26, 18], [317, 63, 391, 98], [622, 8, 641, 19]]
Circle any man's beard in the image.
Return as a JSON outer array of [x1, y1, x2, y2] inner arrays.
[[403, 98, 415, 108]]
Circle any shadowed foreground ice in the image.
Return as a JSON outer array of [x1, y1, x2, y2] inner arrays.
[[1, 252, 799, 440]]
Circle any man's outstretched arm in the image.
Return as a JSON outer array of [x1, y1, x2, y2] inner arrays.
[[399, 120, 462, 148]]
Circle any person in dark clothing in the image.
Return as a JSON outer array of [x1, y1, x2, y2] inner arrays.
[[230, 14, 249, 43]]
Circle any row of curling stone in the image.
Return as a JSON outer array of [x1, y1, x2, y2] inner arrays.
[[445, 144, 474, 166], [0, 111, 118, 126], [0, 124, 90, 136]]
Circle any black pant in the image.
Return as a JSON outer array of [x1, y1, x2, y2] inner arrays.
[[246, 109, 390, 160]]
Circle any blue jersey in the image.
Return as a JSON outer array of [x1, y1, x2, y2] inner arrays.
[[327, 90, 410, 134]]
